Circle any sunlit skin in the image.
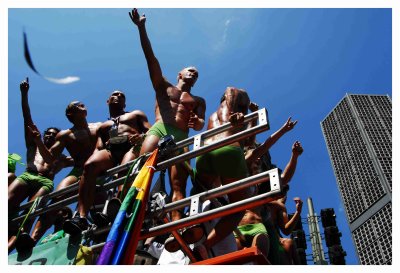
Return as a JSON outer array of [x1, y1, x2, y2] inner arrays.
[[26, 99, 101, 245], [194, 87, 252, 257], [130, 8, 206, 221], [76, 91, 151, 219], [8, 78, 72, 253]]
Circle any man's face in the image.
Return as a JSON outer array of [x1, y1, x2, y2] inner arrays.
[[67, 101, 87, 119], [178, 67, 199, 86], [107, 91, 126, 107], [43, 129, 58, 147]]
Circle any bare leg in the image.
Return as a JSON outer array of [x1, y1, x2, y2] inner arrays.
[[8, 179, 30, 216], [139, 135, 159, 155], [8, 186, 49, 252], [280, 237, 298, 264], [8, 180, 29, 252], [252, 233, 270, 258], [201, 176, 251, 251], [31, 176, 79, 242], [8, 173, 16, 186], [168, 162, 189, 221], [235, 238, 243, 250], [117, 150, 139, 197], [78, 150, 114, 218]]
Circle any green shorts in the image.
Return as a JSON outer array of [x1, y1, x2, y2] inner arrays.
[[147, 122, 188, 143], [17, 171, 54, 193], [196, 145, 248, 179], [66, 167, 83, 180], [235, 223, 268, 238]]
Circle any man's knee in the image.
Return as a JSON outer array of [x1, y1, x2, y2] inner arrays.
[[83, 158, 102, 176]]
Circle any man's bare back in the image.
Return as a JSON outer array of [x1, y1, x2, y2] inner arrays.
[[206, 87, 250, 144]]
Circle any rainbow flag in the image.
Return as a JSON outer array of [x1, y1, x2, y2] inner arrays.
[[96, 149, 159, 265]]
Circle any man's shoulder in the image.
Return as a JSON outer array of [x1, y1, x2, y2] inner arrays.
[[155, 77, 173, 93], [89, 122, 102, 131], [125, 109, 148, 119], [56, 129, 72, 139], [193, 94, 206, 104]]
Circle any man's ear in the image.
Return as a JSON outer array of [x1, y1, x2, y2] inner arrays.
[[177, 72, 182, 82]]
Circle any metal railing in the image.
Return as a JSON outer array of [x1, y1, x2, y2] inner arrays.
[[11, 108, 270, 225]]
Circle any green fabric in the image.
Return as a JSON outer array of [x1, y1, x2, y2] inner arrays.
[[8, 153, 23, 173], [235, 223, 268, 238], [196, 145, 248, 178], [8, 234, 81, 265], [65, 167, 83, 180], [39, 230, 65, 245], [147, 122, 188, 142], [17, 171, 54, 193]]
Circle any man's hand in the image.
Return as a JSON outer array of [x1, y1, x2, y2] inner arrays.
[[292, 141, 303, 156], [229, 112, 244, 126], [20, 77, 29, 94], [249, 102, 259, 112], [281, 117, 298, 133], [128, 133, 145, 146], [188, 111, 200, 129], [293, 197, 303, 213], [129, 8, 146, 27], [27, 124, 41, 142]]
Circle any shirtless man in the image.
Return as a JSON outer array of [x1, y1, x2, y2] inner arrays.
[[64, 90, 151, 235], [265, 188, 303, 265], [257, 140, 304, 264], [20, 99, 101, 249], [130, 9, 206, 225], [190, 86, 253, 259], [236, 139, 302, 261], [8, 78, 72, 252]]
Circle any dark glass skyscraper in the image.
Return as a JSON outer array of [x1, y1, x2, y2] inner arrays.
[[321, 94, 392, 265]]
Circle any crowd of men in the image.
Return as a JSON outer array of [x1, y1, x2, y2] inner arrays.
[[8, 8, 304, 265]]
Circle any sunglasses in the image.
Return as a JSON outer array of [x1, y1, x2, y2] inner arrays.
[[71, 101, 85, 109]]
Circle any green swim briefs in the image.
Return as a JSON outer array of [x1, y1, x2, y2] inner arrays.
[[146, 122, 188, 143], [235, 223, 268, 238], [196, 145, 248, 179], [17, 171, 54, 193]]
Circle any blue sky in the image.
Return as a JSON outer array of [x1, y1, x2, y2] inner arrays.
[[7, 9, 392, 264]]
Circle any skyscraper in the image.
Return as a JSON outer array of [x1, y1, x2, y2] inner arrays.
[[321, 94, 392, 265]]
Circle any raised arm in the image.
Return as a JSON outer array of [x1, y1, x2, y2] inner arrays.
[[281, 141, 303, 185], [28, 124, 55, 164], [29, 125, 67, 164], [278, 198, 303, 236], [20, 78, 35, 147], [129, 8, 165, 91], [245, 117, 298, 164]]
